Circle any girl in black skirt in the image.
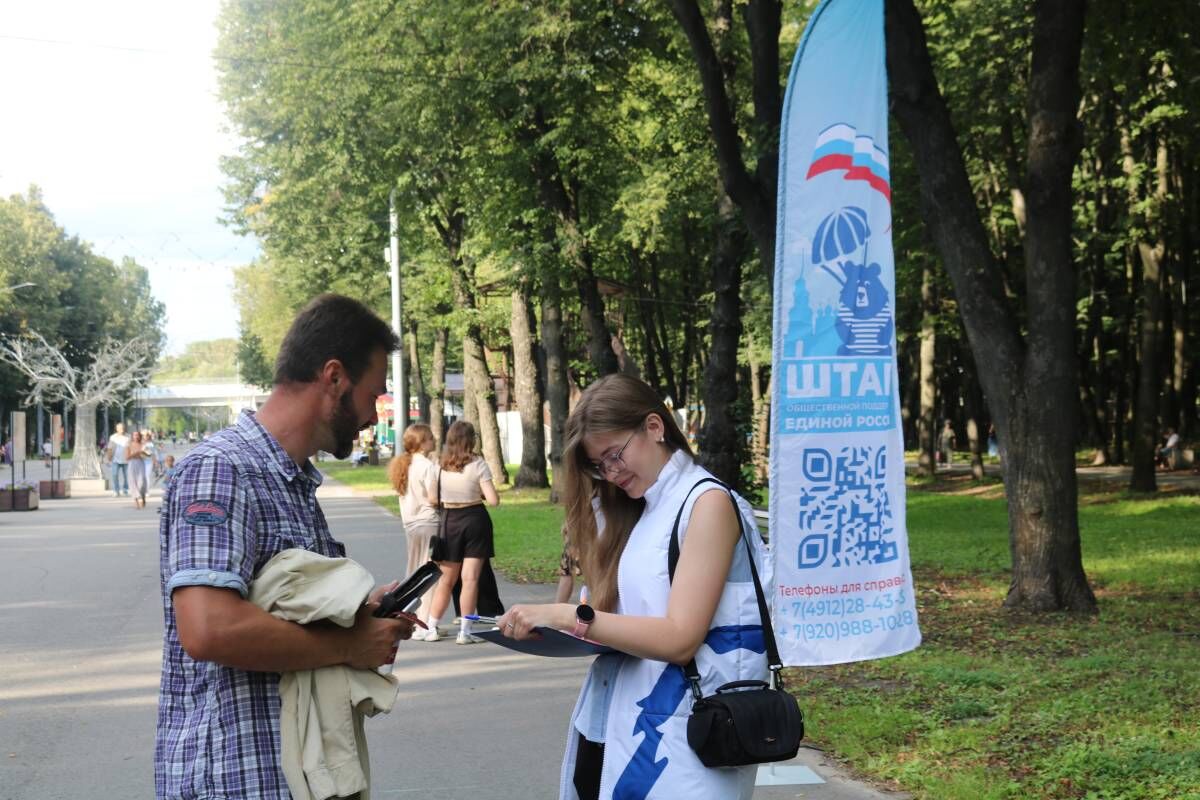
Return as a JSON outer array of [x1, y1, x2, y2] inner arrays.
[[425, 421, 501, 644]]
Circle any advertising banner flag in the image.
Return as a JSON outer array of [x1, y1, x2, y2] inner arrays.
[[10, 411, 27, 464], [770, 0, 920, 665], [51, 415, 63, 457]]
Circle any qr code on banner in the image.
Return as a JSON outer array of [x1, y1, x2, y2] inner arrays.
[[794, 445, 897, 569]]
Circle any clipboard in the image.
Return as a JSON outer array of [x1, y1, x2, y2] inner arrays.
[[473, 626, 617, 657]]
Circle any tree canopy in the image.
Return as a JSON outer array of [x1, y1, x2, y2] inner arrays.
[[0, 187, 167, 428], [214, 0, 1198, 611]]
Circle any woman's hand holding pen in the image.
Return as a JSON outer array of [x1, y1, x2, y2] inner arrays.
[[498, 604, 575, 640]]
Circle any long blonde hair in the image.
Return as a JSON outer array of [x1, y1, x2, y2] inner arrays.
[[564, 374, 692, 612], [388, 424, 434, 494]]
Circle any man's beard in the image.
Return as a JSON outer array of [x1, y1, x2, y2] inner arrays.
[[330, 389, 362, 459]]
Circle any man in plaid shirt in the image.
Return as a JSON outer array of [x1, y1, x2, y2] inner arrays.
[[156, 295, 415, 799]]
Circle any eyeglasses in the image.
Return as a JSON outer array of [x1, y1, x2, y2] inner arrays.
[[585, 427, 641, 481]]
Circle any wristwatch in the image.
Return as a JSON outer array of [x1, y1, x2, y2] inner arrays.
[[572, 603, 596, 639]]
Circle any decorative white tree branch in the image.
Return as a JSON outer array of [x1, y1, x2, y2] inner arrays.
[[0, 332, 154, 407], [0, 332, 78, 404], [79, 338, 156, 405], [0, 332, 156, 479]]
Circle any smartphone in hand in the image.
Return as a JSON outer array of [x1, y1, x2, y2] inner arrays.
[[374, 561, 442, 618]]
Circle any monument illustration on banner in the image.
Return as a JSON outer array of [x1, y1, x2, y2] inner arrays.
[[782, 204, 893, 359]]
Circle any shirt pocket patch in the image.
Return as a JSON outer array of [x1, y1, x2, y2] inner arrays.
[[183, 500, 230, 526]]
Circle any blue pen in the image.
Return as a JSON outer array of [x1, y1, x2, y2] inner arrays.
[[465, 614, 497, 625]]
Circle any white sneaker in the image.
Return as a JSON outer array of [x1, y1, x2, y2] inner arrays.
[[455, 632, 483, 645], [419, 627, 440, 642]]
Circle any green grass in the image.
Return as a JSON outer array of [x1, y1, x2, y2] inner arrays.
[[904, 491, 1200, 591], [323, 457, 1200, 798], [317, 460, 393, 491], [792, 490, 1200, 799], [485, 487, 564, 583]]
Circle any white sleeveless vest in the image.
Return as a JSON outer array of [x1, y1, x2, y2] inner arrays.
[[559, 450, 772, 800]]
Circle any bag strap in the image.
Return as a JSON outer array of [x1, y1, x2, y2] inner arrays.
[[668, 477, 783, 701], [436, 467, 443, 511]]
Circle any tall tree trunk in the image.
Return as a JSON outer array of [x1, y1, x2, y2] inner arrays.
[[541, 280, 570, 503], [576, 267, 619, 377], [511, 282, 548, 488], [1172, 166, 1195, 440], [670, 0, 781, 287], [462, 356, 480, 429], [748, 343, 770, 485], [432, 206, 507, 485], [408, 321, 430, 425], [430, 327, 447, 450], [675, 230, 701, 412], [1128, 136, 1168, 492], [610, 327, 643, 380], [1113, 249, 1136, 464], [522, 110, 619, 377], [918, 266, 937, 476], [1081, 257, 1111, 465], [631, 249, 664, 396], [650, 245, 681, 404], [1130, 242, 1165, 490], [1168, 259, 1187, 438], [887, 0, 1095, 613], [396, 331, 411, 435], [496, 346, 513, 413], [1079, 381, 1107, 465], [1082, 88, 1118, 465], [697, 192, 746, 488], [462, 348, 481, 432], [462, 331, 506, 484], [69, 400, 101, 479]]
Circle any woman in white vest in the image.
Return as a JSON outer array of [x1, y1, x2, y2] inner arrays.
[[499, 374, 769, 800]]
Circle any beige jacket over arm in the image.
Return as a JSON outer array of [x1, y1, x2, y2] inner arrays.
[[248, 548, 401, 800]]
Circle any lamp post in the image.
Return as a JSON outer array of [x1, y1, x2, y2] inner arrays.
[[387, 189, 406, 445]]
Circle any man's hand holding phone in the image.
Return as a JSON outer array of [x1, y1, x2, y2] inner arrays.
[[344, 601, 413, 670]]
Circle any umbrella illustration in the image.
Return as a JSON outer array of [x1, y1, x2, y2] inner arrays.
[[811, 206, 870, 284]]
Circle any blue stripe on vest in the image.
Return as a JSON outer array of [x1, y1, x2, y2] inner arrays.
[[612, 625, 768, 798], [612, 664, 689, 800], [704, 624, 767, 655]]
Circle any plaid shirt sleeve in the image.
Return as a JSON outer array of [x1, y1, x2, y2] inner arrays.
[[164, 456, 258, 598]]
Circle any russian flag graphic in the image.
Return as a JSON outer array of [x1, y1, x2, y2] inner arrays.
[[806, 123, 891, 202]]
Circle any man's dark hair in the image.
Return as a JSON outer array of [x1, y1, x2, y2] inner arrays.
[[273, 294, 400, 385]]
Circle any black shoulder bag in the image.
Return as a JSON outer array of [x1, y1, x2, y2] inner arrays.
[[669, 478, 804, 767]]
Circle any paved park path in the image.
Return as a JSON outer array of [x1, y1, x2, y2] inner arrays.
[[0, 477, 906, 799]]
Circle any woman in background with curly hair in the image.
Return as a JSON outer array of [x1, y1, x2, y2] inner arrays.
[[388, 423, 440, 640]]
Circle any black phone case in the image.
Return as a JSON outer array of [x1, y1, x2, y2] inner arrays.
[[374, 561, 443, 618]]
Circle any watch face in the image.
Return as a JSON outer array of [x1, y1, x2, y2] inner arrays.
[[576, 604, 596, 623]]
